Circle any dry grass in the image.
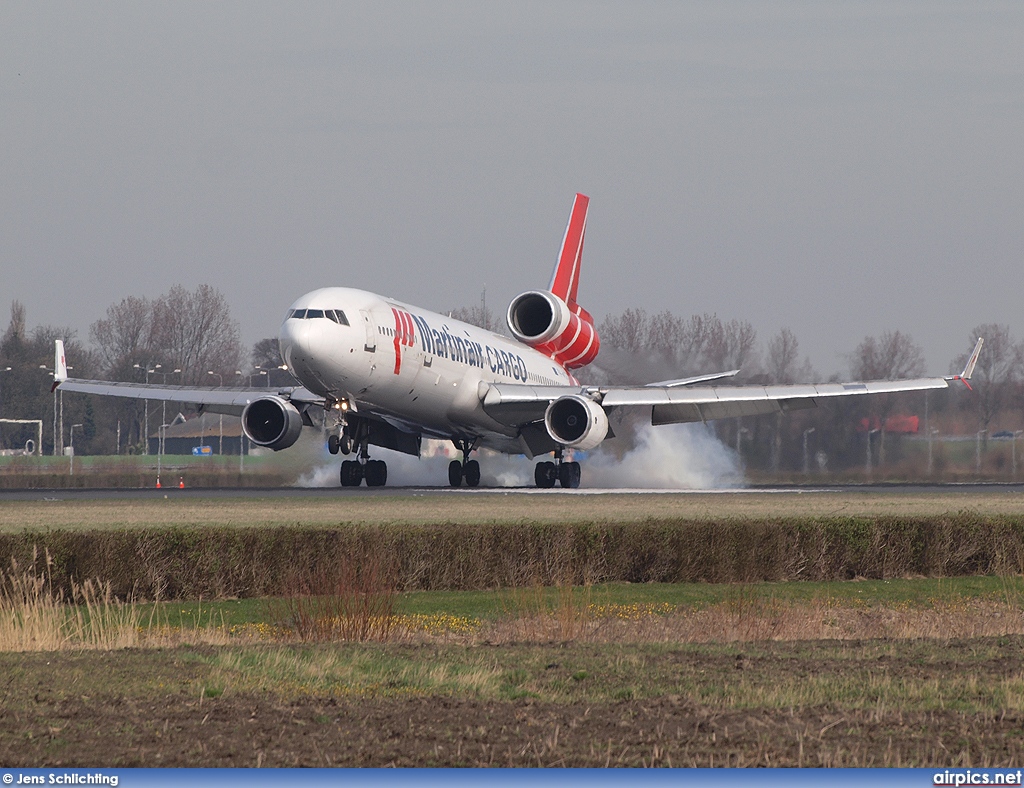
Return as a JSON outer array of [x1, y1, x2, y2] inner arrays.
[[0, 551, 140, 651], [5, 489, 1024, 533], [266, 552, 398, 643]]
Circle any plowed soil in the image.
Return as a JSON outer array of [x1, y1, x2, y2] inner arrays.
[[3, 639, 1023, 768]]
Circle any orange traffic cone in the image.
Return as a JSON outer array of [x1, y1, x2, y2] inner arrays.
[[179, 477, 185, 489], [155, 476, 161, 488]]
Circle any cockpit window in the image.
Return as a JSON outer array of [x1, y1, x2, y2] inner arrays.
[[288, 308, 349, 324]]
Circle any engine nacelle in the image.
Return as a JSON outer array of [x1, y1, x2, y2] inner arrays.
[[507, 290, 572, 345], [506, 290, 600, 369], [544, 395, 609, 451], [241, 395, 303, 451]]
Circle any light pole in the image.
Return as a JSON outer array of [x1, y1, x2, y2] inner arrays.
[[865, 428, 879, 479], [155, 368, 181, 449], [40, 365, 56, 455], [1014, 431, 1023, 479], [250, 369, 268, 386], [802, 427, 816, 474], [976, 429, 987, 474], [0, 366, 11, 420], [134, 363, 161, 455], [735, 426, 749, 454], [207, 371, 223, 386], [928, 428, 939, 476], [69, 423, 83, 476], [157, 423, 171, 483]]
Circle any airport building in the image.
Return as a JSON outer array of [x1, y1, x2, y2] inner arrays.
[[146, 414, 247, 456]]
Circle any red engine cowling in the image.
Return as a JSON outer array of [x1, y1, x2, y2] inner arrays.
[[506, 290, 600, 370]]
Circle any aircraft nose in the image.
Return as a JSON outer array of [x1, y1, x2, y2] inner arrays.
[[278, 317, 312, 371]]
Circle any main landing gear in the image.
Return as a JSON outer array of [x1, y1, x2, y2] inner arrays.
[[448, 438, 481, 487], [330, 417, 388, 487], [534, 449, 581, 489]]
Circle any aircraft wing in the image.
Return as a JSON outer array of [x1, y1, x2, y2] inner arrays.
[[52, 339, 324, 415], [482, 338, 982, 429], [481, 376, 951, 427], [599, 376, 951, 425], [55, 378, 324, 416]]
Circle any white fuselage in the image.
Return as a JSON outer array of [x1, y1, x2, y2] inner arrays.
[[278, 287, 575, 452]]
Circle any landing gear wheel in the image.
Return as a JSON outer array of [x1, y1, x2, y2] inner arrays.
[[464, 460, 481, 487], [339, 434, 353, 455], [448, 460, 463, 487], [558, 461, 581, 489], [327, 434, 340, 455], [340, 460, 364, 487], [365, 460, 388, 487], [534, 461, 557, 488]]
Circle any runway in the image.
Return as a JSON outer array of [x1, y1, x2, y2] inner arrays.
[[2, 482, 1024, 502]]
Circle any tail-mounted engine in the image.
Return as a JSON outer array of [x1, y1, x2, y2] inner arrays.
[[506, 290, 600, 370], [544, 394, 609, 451], [241, 395, 303, 451]]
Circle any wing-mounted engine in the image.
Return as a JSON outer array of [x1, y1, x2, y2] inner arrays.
[[241, 395, 304, 451], [544, 394, 609, 451], [506, 290, 600, 369]]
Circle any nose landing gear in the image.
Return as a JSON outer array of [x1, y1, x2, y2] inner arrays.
[[448, 438, 481, 487], [333, 416, 387, 487]]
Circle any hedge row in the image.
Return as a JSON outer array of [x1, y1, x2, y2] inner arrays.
[[3, 514, 1023, 600]]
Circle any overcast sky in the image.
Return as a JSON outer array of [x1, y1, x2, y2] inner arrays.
[[2, 2, 1021, 376]]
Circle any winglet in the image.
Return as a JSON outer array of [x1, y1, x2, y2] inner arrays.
[[947, 337, 983, 391], [52, 339, 68, 392], [548, 193, 589, 308]]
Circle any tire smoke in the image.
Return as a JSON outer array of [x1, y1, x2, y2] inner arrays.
[[293, 422, 743, 490]]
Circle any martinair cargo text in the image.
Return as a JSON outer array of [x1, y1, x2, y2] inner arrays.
[[54, 194, 983, 488]]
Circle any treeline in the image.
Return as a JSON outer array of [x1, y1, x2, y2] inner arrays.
[[2, 287, 1021, 473], [0, 286, 288, 456], [594, 309, 1023, 475]]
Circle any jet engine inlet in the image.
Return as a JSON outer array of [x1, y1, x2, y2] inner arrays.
[[544, 395, 609, 451], [241, 396, 304, 451], [507, 290, 571, 345]]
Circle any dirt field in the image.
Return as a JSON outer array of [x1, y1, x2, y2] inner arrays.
[[3, 637, 1024, 767], [3, 489, 1024, 767]]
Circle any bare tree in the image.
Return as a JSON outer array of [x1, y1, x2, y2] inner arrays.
[[2, 301, 26, 349], [150, 285, 242, 385], [598, 307, 650, 353], [850, 330, 925, 468], [765, 328, 808, 471], [89, 295, 154, 375], [251, 338, 296, 387], [851, 330, 925, 382], [449, 304, 497, 332], [952, 324, 1022, 441]]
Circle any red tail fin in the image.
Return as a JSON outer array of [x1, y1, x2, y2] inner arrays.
[[548, 193, 589, 309]]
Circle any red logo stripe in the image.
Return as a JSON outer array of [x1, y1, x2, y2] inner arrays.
[[391, 307, 403, 375]]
